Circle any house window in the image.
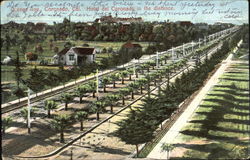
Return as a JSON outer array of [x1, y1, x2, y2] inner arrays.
[[69, 54, 75, 61]]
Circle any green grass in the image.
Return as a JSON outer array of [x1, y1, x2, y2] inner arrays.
[[233, 47, 249, 60], [174, 62, 249, 159], [1, 65, 59, 82]]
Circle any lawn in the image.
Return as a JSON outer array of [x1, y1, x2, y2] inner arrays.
[[171, 62, 249, 159]]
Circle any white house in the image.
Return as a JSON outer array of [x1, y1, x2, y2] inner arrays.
[[53, 47, 96, 65], [2, 56, 13, 65]]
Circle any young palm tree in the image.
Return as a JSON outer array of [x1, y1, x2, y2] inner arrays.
[[74, 111, 88, 131], [119, 87, 130, 105], [2, 116, 12, 134], [44, 99, 57, 118], [142, 63, 150, 73], [149, 72, 159, 86], [75, 85, 88, 103], [106, 94, 120, 113], [135, 67, 140, 78], [126, 68, 134, 81], [88, 80, 96, 98], [91, 100, 106, 121], [149, 61, 156, 70], [110, 73, 119, 88], [128, 82, 139, 99], [161, 143, 175, 159], [101, 76, 111, 92], [61, 93, 74, 110], [50, 114, 71, 143], [119, 70, 129, 84], [137, 78, 147, 94]]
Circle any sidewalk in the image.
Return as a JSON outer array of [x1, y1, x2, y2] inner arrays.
[[147, 54, 233, 159]]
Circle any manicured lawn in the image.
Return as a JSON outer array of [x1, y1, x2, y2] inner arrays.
[[172, 62, 249, 159]]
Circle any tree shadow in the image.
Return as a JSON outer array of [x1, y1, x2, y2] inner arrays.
[[2, 120, 61, 156], [225, 71, 247, 74], [208, 92, 249, 97], [92, 145, 131, 155], [219, 78, 249, 82], [213, 85, 248, 91]]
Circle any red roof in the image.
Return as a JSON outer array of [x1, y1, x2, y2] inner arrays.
[[122, 42, 142, 49], [72, 48, 95, 55], [57, 47, 95, 56], [58, 48, 70, 56]]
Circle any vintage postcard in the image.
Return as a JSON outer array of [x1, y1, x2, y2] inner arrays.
[[1, 0, 249, 159]]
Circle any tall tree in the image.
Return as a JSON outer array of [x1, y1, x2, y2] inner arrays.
[[25, 66, 45, 96], [113, 110, 156, 157], [14, 51, 22, 89], [4, 33, 11, 55], [44, 71, 60, 92]]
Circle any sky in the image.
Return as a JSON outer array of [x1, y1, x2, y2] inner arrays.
[[0, 0, 249, 25]]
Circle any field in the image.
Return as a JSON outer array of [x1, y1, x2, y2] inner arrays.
[[170, 61, 249, 159]]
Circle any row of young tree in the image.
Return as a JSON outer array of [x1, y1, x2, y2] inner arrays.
[[3, 48, 188, 141], [112, 31, 240, 157]]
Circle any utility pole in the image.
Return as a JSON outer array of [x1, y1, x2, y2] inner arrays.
[[192, 41, 194, 52], [156, 52, 159, 68], [133, 58, 136, 76], [199, 38, 201, 48], [172, 47, 174, 61], [182, 43, 185, 55], [27, 88, 31, 134], [96, 69, 99, 100]]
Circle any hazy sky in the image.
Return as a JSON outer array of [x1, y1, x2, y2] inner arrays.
[[0, 0, 249, 24]]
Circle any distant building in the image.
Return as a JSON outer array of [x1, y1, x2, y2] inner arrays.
[[2, 56, 13, 65], [121, 41, 142, 53], [95, 14, 143, 24], [196, 23, 209, 30], [214, 22, 234, 28], [33, 22, 48, 33], [25, 52, 38, 61], [53, 47, 96, 65], [176, 21, 194, 27]]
